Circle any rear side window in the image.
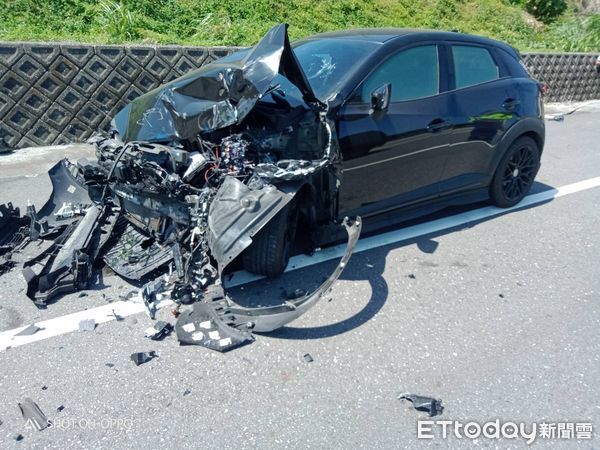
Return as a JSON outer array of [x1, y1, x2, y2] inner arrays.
[[361, 45, 439, 102], [452, 45, 499, 89]]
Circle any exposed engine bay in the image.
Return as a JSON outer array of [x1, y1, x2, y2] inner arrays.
[[0, 24, 361, 352]]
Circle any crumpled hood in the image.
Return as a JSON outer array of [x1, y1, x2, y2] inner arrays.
[[113, 23, 320, 143]]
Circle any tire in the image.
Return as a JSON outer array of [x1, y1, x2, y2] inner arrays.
[[490, 136, 540, 208], [242, 202, 297, 277]]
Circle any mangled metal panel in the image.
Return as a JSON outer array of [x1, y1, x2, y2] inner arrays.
[[113, 24, 321, 142], [2, 23, 363, 353], [103, 220, 176, 280], [23, 204, 120, 305], [0, 203, 30, 275], [207, 176, 296, 272], [31, 159, 93, 236], [175, 217, 361, 351], [225, 217, 360, 332]]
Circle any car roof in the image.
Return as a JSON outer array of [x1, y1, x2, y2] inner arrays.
[[302, 28, 517, 55], [305, 28, 419, 43]]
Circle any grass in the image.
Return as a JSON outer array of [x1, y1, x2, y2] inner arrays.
[[0, 0, 598, 52]]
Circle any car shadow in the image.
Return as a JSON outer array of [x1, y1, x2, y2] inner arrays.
[[236, 180, 556, 340]]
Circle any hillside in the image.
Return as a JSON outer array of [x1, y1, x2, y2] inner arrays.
[[1, 0, 598, 52]]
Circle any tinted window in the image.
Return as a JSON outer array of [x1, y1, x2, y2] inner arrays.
[[361, 45, 439, 102], [452, 45, 499, 89]]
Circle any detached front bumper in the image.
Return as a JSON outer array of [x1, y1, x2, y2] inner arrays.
[[175, 217, 361, 351]]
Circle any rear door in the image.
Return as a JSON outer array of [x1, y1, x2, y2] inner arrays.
[[337, 44, 452, 216], [439, 43, 521, 194]]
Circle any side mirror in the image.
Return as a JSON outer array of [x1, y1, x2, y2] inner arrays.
[[370, 83, 391, 113]]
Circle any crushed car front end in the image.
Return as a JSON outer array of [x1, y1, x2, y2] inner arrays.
[[2, 24, 361, 352]]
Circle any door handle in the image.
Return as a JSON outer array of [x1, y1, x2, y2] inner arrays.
[[427, 119, 451, 132], [502, 98, 521, 111]]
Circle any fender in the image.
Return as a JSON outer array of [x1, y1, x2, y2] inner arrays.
[[207, 177, 301, 274], [487, 116, 545, 176]]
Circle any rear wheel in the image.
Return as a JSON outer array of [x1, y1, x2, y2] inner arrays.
[[490, 136, 540, 208], [242, 202, 297, 277]]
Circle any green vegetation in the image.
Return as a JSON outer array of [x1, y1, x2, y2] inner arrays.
[[518, 0, 568, 23], [0, 0, 598, 52]]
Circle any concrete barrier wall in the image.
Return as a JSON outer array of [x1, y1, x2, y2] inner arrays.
[[0, 42, 598, 150], [522, 52, 600, 103]]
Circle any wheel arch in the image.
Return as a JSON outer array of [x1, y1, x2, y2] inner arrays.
[[520, 130, 544, 155], [489, 118, 545, 176]]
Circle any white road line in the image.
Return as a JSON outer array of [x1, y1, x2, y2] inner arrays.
[[1, 176, 599, 352]]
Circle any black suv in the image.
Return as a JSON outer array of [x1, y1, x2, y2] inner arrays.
[[13, 25, 546, 314], [105, 25, 544, 278], [8, 26, 546, 335]]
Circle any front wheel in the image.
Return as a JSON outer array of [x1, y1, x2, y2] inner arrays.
[[490, 136, 540, 208], [242, 202, 297, 277]]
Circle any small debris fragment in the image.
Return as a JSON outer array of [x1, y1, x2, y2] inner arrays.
[[130, 351, 157, 366], [175, 293, 255, 351], [408, 273, 416, 279], [303, 353, 314, 363], [366, 263, 374, 268], [183, 389, 191, 396], [17, 398, 51, 430], [398, 393, 443, 417], [110, 309, 124, 321], [15, 324, 41, 336], [78, 319, 96, 332], [144, 321, 173, 340]]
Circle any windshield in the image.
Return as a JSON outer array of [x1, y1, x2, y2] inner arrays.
[[292, 39, 379, 101]]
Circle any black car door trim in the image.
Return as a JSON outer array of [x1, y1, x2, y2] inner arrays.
[[438, 44, 452, 93], [342, 143, 449, 173]]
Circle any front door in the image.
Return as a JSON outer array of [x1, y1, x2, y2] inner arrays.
[[336, 44, 451, 217]]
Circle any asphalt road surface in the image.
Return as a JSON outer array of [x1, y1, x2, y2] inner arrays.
[[0, 107, 598, 448]]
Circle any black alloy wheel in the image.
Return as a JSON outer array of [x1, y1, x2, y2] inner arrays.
[[490, 136, 540, 208]]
